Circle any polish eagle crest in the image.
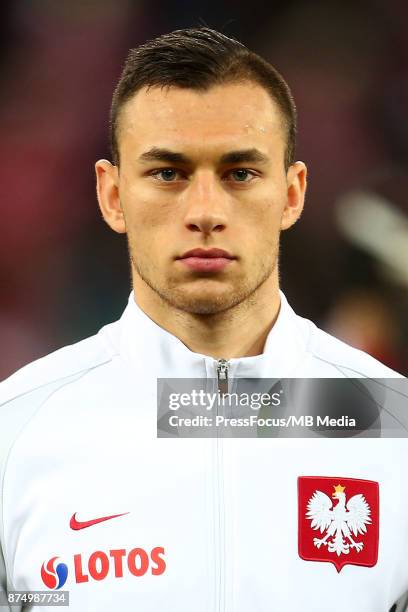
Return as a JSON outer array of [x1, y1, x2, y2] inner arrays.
[[305, 484, 372, 556]]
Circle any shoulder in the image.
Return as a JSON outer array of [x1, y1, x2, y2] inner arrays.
[[0, 321, 119, 594], [298, 316, 403, 378], [0, 320, 122, 498], [0, 319, 121, 409]]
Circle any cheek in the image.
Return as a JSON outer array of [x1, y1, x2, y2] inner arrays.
[[243, 195, 283, 231], [121, 170, 167, 220], [123, 186, 176, 231]]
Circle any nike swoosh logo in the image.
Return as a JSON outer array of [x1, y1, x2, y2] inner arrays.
[[70, 512, 129, 530]]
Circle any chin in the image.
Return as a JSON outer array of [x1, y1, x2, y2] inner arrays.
[[179, 301, 230, 315], [165, 287, 247, 315]]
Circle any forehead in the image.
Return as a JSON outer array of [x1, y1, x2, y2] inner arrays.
[[118, 82, 285, 158]]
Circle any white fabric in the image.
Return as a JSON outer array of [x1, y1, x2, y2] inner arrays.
[[0, 291, 406, 611]]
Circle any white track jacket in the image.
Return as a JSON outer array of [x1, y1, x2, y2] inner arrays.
[[0, 292, 407, 612]]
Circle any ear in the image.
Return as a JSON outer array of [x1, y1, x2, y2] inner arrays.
[[95, 159, 126, 234], [280, 161, 307, 231]]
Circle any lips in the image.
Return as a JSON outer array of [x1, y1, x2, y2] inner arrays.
[[177, 248, 236, 272], [179, 248, 234, 260]]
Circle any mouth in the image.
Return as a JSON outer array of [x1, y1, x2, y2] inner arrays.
[[176, 248, 236, 272]]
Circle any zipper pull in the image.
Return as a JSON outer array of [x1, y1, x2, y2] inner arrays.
[[217, 358, 229, 396]]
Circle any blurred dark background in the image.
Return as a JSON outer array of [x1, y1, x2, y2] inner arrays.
[[1, 0, 407, 378]]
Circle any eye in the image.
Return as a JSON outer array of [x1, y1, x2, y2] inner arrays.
[[227, 169, 256, 182], [151, 168, 183, 182]]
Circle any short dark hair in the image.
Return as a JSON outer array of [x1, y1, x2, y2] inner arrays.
[[110, 27, 297, 170]]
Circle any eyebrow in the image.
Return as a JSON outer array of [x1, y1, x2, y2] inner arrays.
[[219, 149, 269, 165], [138, 147, 270, 165], [139, 147, 189, 164]]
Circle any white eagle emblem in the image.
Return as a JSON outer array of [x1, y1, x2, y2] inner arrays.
[[305, 484, 372, 556]]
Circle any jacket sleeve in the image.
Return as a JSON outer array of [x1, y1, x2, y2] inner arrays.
[[0, 545, 11, 611], [394, 591, 408, 611], [0, 396, 19, 611], [0, 385, 60, 612]]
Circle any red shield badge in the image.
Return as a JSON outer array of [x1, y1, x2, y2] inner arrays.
[[298, 476, 379, 572]]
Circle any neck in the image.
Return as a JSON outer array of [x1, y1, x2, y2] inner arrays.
[[131, 274, 281, 360]]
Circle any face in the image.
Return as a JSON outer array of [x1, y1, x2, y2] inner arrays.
[[96, 81, 306, 315]]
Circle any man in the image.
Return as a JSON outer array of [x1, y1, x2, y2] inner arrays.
[[0, 27, 407, 612]]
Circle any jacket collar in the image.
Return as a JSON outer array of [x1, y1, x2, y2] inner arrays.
[[118, 290, 310, 378]]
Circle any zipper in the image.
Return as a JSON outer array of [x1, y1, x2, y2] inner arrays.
[[214, 359, 229, 612], [217, 358, 229, 396]]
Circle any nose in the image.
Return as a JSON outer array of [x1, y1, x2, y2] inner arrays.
[[182, 171, 228, 235]]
